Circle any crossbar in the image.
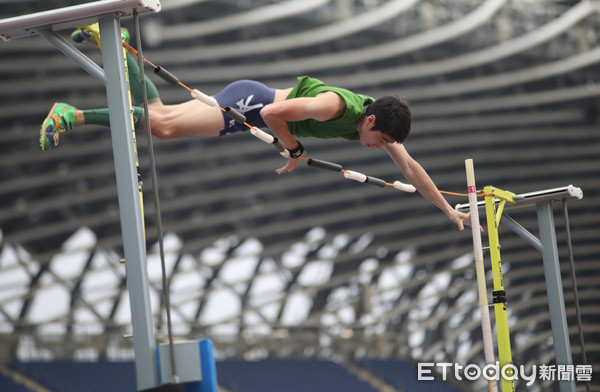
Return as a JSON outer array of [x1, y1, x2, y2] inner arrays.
[[0, 0, 160, 41], [455, 185, 582, 213]]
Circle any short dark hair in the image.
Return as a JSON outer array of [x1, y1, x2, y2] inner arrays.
[[364, 96, 411, 143]]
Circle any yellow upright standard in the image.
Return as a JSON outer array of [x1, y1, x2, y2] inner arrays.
[[484, 186, 516, 392], [81, 23, 146, 231]]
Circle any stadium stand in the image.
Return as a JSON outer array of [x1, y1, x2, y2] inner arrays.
[[0, 371, 35, 392], [359, 359, 462, 392], [216, 359, 379, 392], [12, 361, 136, 392], [13, 359, 381, 392], [9, 359, 461, 392]]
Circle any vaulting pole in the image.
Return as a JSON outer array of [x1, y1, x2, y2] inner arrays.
[[465, 159, 498, 392]]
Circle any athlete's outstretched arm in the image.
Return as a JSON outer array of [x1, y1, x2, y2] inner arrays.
[[385, 143, 471, 231], [260, 92, 344, 173]]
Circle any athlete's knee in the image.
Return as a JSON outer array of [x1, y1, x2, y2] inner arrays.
[[149, 100, 166, 112], [259, 103, 280, 123], [148, 110, 175, 139], [151, 124, 176, 140]]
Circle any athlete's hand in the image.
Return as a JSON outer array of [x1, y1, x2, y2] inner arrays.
[[276, 156, 302, 174], [448, 209, 483, 232]]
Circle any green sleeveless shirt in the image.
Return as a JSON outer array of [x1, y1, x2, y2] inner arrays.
[[286, 76, 374, 140]]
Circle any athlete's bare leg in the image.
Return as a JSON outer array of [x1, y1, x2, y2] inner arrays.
[[147, 87, 292, 139], [67, 87, 293, 141], [147, 100, 224, 139]]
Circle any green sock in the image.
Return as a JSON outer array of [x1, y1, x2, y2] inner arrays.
[[83, 107, 144, 130], [126, 52, 160, 106]]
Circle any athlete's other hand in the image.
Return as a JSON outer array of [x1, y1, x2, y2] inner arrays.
[[276, 156, 303, 174]]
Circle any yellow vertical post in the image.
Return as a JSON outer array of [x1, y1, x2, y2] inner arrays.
[[84, 23, 145, 230], [123, 36, 146, 233], [484, 186, 515, 392]]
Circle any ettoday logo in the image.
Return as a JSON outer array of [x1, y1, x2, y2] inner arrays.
[[418, 362, 592, 386]]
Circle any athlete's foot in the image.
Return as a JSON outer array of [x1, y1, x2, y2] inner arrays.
[[71, 24, 130, 46], [70, 28, 98, 45], [40, 102, 75, 151]]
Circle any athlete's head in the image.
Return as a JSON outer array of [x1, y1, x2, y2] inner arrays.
[[365, 96, 411, 143]]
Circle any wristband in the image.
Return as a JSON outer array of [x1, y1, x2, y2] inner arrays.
[[288, 140, 305, 159]]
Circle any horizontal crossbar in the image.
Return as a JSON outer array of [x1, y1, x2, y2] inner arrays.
[[0, 0, 160, 41], [455, 185, 583, 212]]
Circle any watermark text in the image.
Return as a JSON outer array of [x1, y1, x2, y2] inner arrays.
[[418, 362, 592, 386]]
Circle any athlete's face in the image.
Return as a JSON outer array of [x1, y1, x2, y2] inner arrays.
[[357, 114, 395, 149]]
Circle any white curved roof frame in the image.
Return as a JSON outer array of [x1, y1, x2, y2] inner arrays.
[[178, 0, 506, 81], [159, 0, 209, 11], [161, 0, 331, 41], [413, 81, 600, 116], [386, 45, 600, 101], [182, 0, 597, 84], [333, 0, 599, 88], [152, 0, 420, 62]]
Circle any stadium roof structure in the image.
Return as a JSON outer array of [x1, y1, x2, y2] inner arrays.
[[0, 1, 599, 390]]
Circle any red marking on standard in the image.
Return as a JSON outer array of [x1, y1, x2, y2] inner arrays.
[[468, 186, 476, 193]]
